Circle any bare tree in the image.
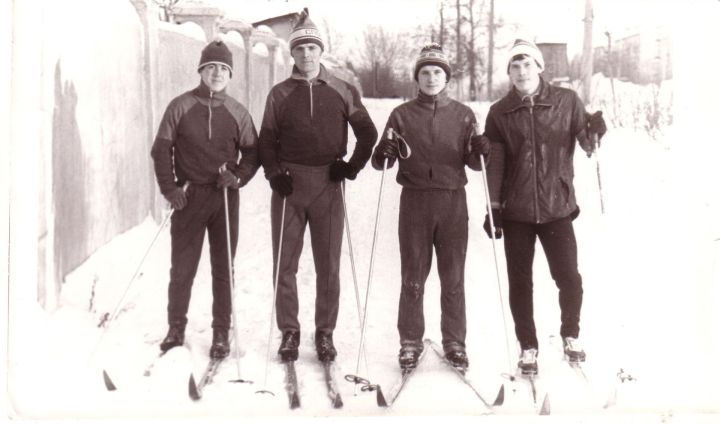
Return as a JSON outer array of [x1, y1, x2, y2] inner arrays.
[[152, 0, 179, 22], [356, 26, 413, 98], [581, 0, 594, 102]]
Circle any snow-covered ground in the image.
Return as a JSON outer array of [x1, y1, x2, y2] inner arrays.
[[7, 95, 720, 423]]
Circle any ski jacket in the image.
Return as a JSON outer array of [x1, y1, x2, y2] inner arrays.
[[371, 89, 482, 190], [484, 78, 591, 224], [151, 82, 259, 195], [258, 64, 378, 179]]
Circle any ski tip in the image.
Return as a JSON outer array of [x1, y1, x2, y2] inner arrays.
[[493, 384, 505, 406], [188, 374, 201, 401], [376, 386, 388, 408], [290, 392, 301, 409], [102, 370, 117, 391], [539, 393, 551, 415]]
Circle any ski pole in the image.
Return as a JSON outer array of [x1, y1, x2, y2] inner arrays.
[[591, 132, 605, 214], [256, 194, 287, 396], [220, 165, 252, 384], [474, 125, 514, 380], [350, 129, 391, 402], [339, 181, 370, 376]]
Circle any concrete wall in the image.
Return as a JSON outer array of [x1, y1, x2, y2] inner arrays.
[[9, 0, 291, 310]]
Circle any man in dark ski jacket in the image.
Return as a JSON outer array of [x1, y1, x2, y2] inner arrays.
[[371, 43, 490, 372], [151, 40, 259, 359], [258, 10, 378, 364], [483, 39, 607, 374]]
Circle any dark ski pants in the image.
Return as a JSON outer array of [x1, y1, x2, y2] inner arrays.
[[397, 188, 468, 352], [503, 217, 583, 350], [167, 185, 238, 330], [271, 162, 343, 335]]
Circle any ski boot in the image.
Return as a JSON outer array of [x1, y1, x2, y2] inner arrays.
[[398, 343, 423, 373], [160, 323, 185, 352], [445, 349, 469, 373], [518, 348, 538, 375], [278, 331, 300, 362], [563, 337, 586, 363], [209, 328, 230, 359], [315, 331, 337, 362]]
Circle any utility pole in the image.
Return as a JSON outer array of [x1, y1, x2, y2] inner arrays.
[[581, 0, 594, 103]]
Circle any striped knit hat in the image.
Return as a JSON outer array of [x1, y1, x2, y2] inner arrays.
[[414, 43, 451, 82], [288, 8, 324, 51], [198, 40, 233, 77], [507, 39, 544, 72]]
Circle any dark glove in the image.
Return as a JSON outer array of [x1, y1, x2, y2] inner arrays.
[[374, 138, 399, 161], [482, 208, 503, 239], [329, 160, 358, 182], [470, 134, 491, 163], [587, 111, 607, 141], [164, 187, 187, 210], [217, 168, 241, 190], [269, 173, 293, 197]]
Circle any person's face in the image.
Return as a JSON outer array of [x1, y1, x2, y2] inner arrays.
[[417, 65, 447, 96], [508, 56, 541, 95], [200, 63, 231, 92], [291, 43, 322, 76]]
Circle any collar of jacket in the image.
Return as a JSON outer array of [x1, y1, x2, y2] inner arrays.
[[290, 63, 330, 84], [193, 82, 227, 102], [502, 77, 554, 113], [416, 88, 451, 108]]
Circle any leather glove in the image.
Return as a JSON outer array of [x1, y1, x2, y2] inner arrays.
[[269, 173, 293, 197], [587, 111, 607, 141], [374, 138, 399, 160], [470, 134, 491, 163], [482, 208, 503, 239], [329, 160, 358, 182], [217, 168, 241, 190], [164, 187, 187, 210]]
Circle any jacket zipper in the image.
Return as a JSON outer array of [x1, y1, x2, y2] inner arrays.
[[528, 95, 539, 223], [309, 81, 314, 120], [208, 91, 213, 141]]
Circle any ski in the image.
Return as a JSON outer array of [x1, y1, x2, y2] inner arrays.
[[283, 361, 301, 409], [188, 357, 225, 401], [381, 340, 430, 406], [426, 339, 500, 411], [322, 361, 343, 408], [103, 345, 180, 390]]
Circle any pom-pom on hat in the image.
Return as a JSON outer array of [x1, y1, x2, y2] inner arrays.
[[289, 8, 324, 51], [198, 40, 233, 77], [507, 39, 544, 73], [414, 43, 451, 82]]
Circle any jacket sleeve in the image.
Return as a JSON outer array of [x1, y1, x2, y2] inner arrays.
[[345, 84, 378, 171], [234, 110, 260, 187], [483, 109, 506, 209], [258, 90, 282, 179], [571, 93, 593, 154], [150, 99, 182, 196], [464, 112, 483, 171]]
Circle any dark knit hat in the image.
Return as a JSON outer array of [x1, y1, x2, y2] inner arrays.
[[506, 39, 544, 73], [414, 43, 451, 82], [289, 8, 324, 51], [198, 40, 233, 76]]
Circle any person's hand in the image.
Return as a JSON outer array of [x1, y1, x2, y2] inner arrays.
[[482, 208, 503, 239], [470, 134, 491, 163], [374, 138, 399, 160], [587, 111, 607, 141], [329, 160, 358, 182], [164, 187, 187, 210], [217, 168, 241, 190], [270, 173, 293, 197]]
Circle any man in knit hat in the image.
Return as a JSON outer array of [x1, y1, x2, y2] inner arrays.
[[151, 39, 259, 359], [482, 39, 607, 374], [258, 9, 378, 364], [371, 43, 490, 373]]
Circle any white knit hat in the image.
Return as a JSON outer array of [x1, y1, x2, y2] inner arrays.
[[507, 39, 544, 72]]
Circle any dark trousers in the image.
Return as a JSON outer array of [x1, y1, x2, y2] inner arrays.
[[271, 163, 343, 334], [503, 217, 583, 350], [167, 185, 238, 330], [397, 188, 468, 351]]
